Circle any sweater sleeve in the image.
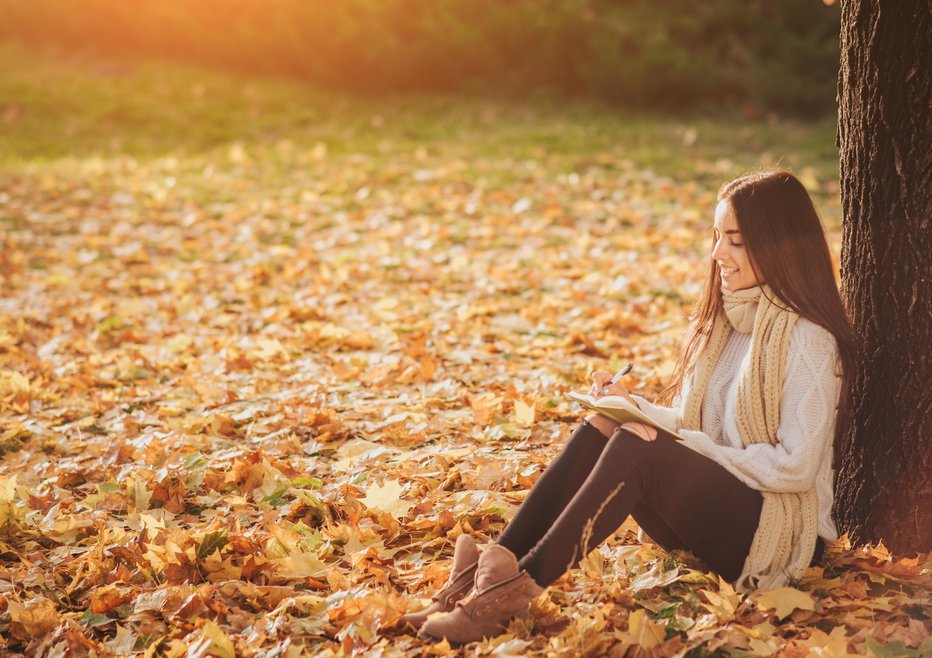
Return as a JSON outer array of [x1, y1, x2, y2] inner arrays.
[[629, 394, 683, 433], [677, 320, 841, 494]]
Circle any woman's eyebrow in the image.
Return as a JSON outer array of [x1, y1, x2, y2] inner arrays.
[[724, 229, 740, 235]]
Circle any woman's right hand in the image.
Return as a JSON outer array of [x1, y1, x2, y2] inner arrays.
[[589, 371, 613, 396], [590, 370, 639, 407]]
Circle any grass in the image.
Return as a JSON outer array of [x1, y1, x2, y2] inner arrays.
[[0, 42, 839, 183], [0, 41, 844, 253]]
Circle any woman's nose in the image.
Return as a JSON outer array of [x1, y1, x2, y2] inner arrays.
[[712, 239, 725, 261]]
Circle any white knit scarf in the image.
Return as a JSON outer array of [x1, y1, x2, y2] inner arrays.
[[682, 285, 819, 592]]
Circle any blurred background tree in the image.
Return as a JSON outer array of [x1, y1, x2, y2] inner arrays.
[[0, 0, 839, 117]]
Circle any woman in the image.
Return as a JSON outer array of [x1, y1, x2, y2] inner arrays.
[[403, 170, 856, 645]]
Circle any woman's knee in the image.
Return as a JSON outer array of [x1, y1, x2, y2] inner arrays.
[[605, 425, 658, 457], [585, 413, 619, 438], [599, 428, 661, 490]]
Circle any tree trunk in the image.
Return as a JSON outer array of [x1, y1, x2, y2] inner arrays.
[[835, 0, 931, 553]]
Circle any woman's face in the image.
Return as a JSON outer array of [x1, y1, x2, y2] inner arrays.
[[712, 199, 762, 291]]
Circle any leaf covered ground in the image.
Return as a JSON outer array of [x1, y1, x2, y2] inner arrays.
[[0, 45, 929, 657]]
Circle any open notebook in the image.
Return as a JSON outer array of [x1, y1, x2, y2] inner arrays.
[[568, 392, 684, 440]]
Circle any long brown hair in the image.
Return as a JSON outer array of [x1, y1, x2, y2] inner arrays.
[[657, 170, 857, 470]]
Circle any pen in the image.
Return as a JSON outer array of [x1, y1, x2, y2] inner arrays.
[[599, 362, 634, 396]]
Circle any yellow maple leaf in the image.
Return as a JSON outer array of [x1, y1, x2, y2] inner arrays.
[[0, 370, 29, 393], [699, 582, 740, 622], [795, 626, 861, 658], [127, 476, 151, 512], [514, 398, 536, 426], [754, 586, 816, 620], [186, 620, 235, 658], [6, 597, 59, 640], [614, 608, 666, 649], [0, 475, 17, 527], [359, 479, 414, 519], [273, 551, 327, 580]]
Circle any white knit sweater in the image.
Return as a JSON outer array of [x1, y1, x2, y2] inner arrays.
[[632, 318, 841, 543]]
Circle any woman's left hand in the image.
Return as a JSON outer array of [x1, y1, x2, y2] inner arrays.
[[589, 373, 654, 440], [621, 422, 658, 442]]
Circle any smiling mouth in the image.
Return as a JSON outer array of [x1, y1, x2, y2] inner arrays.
[[719, 265, 738, 276]]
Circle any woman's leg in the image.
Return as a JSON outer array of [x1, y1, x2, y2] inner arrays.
[[495, 418, 690, 560], [494, 419, 609, 560], [569, 416, 691, 552], [518, 427, 763, 587], [630, 503, 689, 552]]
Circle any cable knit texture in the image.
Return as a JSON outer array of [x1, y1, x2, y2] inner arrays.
[[630, 327, 840, 542], [632, 285, 841, 593]]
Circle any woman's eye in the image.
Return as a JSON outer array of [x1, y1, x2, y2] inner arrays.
[[730, 241, 744, 247]]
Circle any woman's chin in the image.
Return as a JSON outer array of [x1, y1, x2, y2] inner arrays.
[[720, 278, 758, 292]]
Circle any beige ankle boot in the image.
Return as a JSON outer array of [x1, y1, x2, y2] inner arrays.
[[418, 544, 544, 645], [401, 534, 479, 631]]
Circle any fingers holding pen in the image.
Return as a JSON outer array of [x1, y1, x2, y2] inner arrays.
[[589, 371, 612, 395], [589, 363, 634, 398]]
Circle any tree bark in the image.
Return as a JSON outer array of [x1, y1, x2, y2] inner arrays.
[[835, 0, 931, 553]]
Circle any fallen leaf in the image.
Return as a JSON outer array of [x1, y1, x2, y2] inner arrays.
[[359, 479, 414, 519], [185, 620, 235, 658], [754, 586, 816, 620], [514, 398, 536, 426], [7, 597, 60, 640], [614, 608, 666, 649]]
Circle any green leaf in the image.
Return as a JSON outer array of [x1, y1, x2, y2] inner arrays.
[[81, 608, 112, 628], [97, 316, 124, 332], [184, 453, 208, 469], [196, 529, 228, 560], [262, 487, 290, 506], [865, 637, 928, 658], [288, 476, 323, 489], [294, 490, 328, 516], [84, 423, 108, 435]]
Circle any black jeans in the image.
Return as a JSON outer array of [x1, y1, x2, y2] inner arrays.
[[495, 419, 767, 587]]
